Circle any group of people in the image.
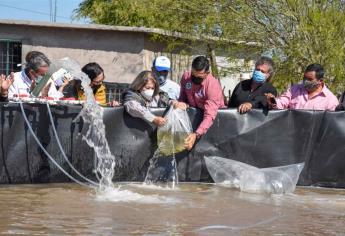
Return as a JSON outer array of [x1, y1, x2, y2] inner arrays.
[[122, 55, 341, 151], [0, 51, 110, 105], [229, 57, 339, 112], [0, 51, 342, 151]]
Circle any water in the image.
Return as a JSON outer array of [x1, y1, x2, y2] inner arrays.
[[157, 131, 188, 156], [53, 58, 116, 191], [0, 183, 344, 235], [145, 108, 192, 188]]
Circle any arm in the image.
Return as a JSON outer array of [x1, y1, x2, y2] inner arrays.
[[251, 84, 278, 108], [275, 87, 293, 109], [1, 73, 14, 100], [45, 79, 63, 99], [195, 82, 223, 136], [124, 100, 156, 123]]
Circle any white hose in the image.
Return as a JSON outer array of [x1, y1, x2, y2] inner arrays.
[[46, 103, 98, 186], [19, 102, 95, 189]]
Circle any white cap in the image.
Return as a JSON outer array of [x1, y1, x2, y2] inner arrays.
[[153, 56, 171, 71]]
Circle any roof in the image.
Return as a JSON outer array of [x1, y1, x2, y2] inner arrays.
[[0, 19, 259, 46]]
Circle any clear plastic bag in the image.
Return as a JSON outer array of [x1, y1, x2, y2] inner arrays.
[[157, 107, 193, 156], [204, 156, 305, 194]]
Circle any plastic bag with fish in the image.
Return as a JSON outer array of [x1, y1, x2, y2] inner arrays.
[[157, 106, 192, 156], [204, 156, 304, 194]]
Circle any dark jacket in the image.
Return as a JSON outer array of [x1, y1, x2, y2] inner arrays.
[[228, 79, 277, 108]]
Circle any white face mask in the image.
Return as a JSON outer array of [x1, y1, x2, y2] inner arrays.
[[141, 89, 154, 100]]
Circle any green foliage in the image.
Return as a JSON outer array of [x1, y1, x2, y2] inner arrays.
[[75, 0, 345, 94]]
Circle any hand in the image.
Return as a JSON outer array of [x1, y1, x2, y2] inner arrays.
[[108, 100, 120, 107], [265, 93, 277, 108], [184, 133, 197, 150], [172, 101, 188, 110], [152, 116, 166, 127], [61, 77, 69, 87], [0, 73, 14, 97], [58, 78, 70, 93], [238, 102, 253, 114], [41, 83, 52, 98]]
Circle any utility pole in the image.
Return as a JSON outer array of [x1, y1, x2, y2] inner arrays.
[[49, 0, 57, 22], [54, 0, 57, 22], [49, 0, 52, 21]]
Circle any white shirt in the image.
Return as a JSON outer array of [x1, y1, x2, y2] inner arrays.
[[160, 79, 180, 100], [8, 70, 63, 99]]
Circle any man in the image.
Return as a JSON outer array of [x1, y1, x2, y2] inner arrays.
[[229, 56, 277, 113], [173, 56, 225, 150], [152, 56, 180, 100], [267, 63, 339, 110], [8, 51, 64, 99]]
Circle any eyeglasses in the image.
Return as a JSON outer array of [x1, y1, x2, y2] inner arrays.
[[92, 80, 103, 86]]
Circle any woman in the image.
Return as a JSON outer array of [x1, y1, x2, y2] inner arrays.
[[123, 71, 167, 126], [63, 62, 119, 106]]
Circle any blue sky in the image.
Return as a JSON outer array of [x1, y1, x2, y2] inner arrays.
[[0, 0, 88, 24]]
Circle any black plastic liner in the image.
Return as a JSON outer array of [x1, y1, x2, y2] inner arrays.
[[1, 103, 344, 188]]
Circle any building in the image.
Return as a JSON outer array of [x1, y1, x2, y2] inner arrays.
[[0, 19, 258, 97]]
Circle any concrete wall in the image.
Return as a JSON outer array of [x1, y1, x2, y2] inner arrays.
[[0, 23, 146, 83], [0, 21, 259, 92]]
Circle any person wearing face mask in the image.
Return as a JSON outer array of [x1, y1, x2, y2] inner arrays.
[[266, 63, 339, 111], [122, 71, 167, 127], [152, 56, 180, 100], [228, 56, 277, 114], [69, 62, 107, 105], [172, 56, 225, 150], [8, 51, 64, 99]]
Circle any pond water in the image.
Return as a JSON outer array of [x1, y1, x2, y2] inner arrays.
[[0, 183, 344, 235]]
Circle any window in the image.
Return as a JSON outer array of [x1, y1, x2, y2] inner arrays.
[[0, 40, 22, 75]]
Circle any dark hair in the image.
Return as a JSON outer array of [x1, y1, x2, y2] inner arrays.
[[255, 56, 275, 78], [305, 63, 324, 80], [130, 71, 159, 96], [25, 51, 50, 72], [81, 62, 104, 81], [192, 56, 210, 72]]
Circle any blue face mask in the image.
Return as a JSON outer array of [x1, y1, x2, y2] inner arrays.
[[157, 75, 167, 85], [252, 70, 266, 83]]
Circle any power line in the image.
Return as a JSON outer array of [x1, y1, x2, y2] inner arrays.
[[0, 2, 70, 20]]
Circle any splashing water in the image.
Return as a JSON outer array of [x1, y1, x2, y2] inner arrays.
[[58, 58, 116, 191], [96, 186, 180, 204], [144, 107, 193, 188]]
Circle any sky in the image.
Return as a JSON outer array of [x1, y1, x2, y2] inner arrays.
[[0, 0, 88, 24]]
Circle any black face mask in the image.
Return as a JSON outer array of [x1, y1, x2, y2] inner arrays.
[[191, 75, 204, 85], [92, 84, 101, 94]]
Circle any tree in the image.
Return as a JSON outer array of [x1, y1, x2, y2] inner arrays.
[[75, 0, 345, 94], [75, 0, 253, 79]]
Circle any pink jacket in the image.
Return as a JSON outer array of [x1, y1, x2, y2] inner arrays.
[[179, 71, 225, 136]]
